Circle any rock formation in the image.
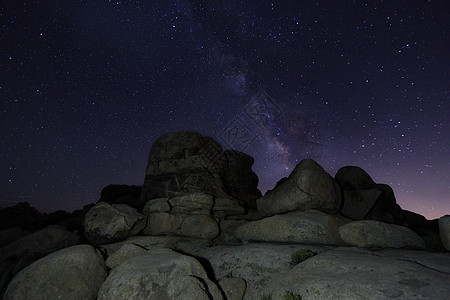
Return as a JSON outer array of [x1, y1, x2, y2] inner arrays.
[[335, 166, 404, 224], [0, 130, 448, 299], [257, 159, 342, 216]]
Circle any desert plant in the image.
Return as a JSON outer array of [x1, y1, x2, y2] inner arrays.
[[291, 249, 317, 265], [284, 291, 302, 300]]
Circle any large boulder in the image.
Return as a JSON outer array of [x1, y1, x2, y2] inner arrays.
[[439, 215, 450, 251], [140, 131, 260, 209], [235, 210, 347, 245], [257, 159, 342, 216], [335, 166, 404, 224], [402, 210, 438, 235], [4, 245, 107, 300], [83, 202, 146, 245], [105, 243, 147, 269], [97, 248, 223, 299], [98, 184, 144, 211], [338, 220, 426, 249], [198, 243, 333, 299], [270, 247, 450, 299], [220, 150, 262, 209], [335, 166, 377, 190], [0, 225, 79, 296]]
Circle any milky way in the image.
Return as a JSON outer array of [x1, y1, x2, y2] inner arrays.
[[1, 1, 448, 219]]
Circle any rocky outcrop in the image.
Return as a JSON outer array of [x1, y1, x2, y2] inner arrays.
[[257, 159, 341, 216], [270, 247, 450, 299], [439, 215, 450, 251], [97, 248, 223, 299], [235, 210, 347, 245], [0, 225, 79, 296], [335, 166, 404, 224], [140, 131, 260, 209], [97, 184, 144, 211], [83, 203, 146, 245], [220, 150, 262, 209], [338, 220, 426, 249], [403, 210, 438, 235], [142, 192, 246, 240], [1, 130, 447, 299], [198, 243, 333, 299], [4, 245, 107, 300]]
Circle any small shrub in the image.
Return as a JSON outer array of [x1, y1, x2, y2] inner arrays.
[[421, 235, 446, 252], [260, 295, 272, 300], [284, 291, 302, 300], [291, 249, 317, 265]]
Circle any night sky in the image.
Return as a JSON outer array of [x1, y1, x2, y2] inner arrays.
[[1, 1, 448, 219]]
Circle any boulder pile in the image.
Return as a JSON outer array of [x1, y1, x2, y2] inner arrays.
[[1, 131, 448, 299]]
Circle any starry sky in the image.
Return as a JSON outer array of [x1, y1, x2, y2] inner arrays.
[[1, 1, 448, 219]]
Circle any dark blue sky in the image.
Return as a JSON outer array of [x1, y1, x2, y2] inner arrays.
[[1, 1, 448, 219]]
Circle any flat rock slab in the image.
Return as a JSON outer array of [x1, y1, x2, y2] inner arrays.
[[270, 247, 450, 299], [98, 248, 223, 300], [235, 209, 347, 245], [338, 220, 426, 249], [198, 243, 334, 299]]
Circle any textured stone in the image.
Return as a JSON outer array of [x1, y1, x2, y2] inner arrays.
[[198, 243, 332, 299], [257, 159, 341, 216], [98, 248, 223, 300], [142, 198, 170, 214], [219, 277, 246, 300], [4, 245, 107, 300], [105, 243, 147, 269], [338, 220, 426, 249], [235, 210, 347, 245], [0, 225, 79, 297], [84, 202, 147, 245], [143, 212, 219, 239], [140, 131, 259, 210], [271, 247, 450, 299]]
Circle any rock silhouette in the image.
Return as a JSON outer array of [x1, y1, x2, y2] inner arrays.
[[1, 130, 448, 299]]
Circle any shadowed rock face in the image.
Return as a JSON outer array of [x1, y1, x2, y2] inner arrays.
[[140, 131, 261, 210], [335, 166, 404, 224], [257, 159, 342, 216]]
